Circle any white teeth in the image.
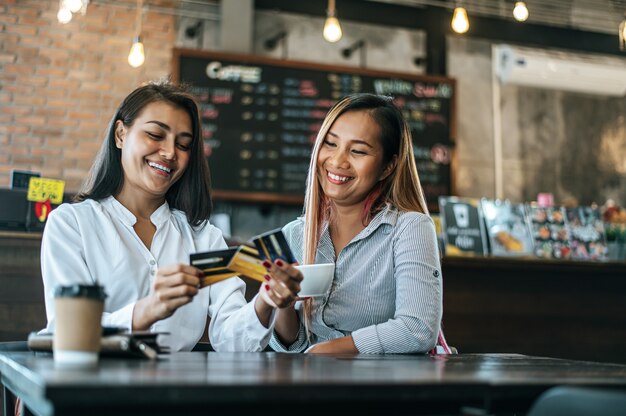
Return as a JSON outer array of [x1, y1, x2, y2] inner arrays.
[[148, 161, 171, 173], [328, 172, 352, 182]]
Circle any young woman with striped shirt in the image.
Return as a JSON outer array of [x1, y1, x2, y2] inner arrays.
[[262, 94, 449, 354]]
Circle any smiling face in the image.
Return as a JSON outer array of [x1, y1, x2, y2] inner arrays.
[[317, 110, 394, 209], [114, 100, 193, 202]]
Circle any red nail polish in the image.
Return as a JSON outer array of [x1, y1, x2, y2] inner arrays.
[[275, 259, 284, 267], [265, 284, 270, 291], [262, 260, 271, 268], [264, 274, 270, 281]]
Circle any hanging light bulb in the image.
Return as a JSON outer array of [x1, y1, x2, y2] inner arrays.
[[513, 1, 529, 22], [451, 7, 470, 34], [57, 6, 72, 24], [128, 36, 145, 68], [128, 0, 145, 68], [620, 14, 626, 51], [324, 16, 342, 42], [323, 0, 342, 43], [65, 0, 83, 13]]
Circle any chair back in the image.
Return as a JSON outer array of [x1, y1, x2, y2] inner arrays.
[[528, 386, 626, 416]]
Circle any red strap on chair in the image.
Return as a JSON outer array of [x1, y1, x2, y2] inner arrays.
[[429, 330, 453, 355]]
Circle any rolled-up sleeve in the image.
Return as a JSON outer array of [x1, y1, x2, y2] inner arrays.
[[351, 216, 442, 353]]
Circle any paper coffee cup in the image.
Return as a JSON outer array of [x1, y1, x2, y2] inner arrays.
[[53, 284, 106, 368]]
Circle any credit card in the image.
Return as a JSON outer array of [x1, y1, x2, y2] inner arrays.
[[252, 228, 297, 264], [190, 246, 266, 286]]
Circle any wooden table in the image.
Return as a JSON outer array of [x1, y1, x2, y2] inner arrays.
[[2, 352, 626, 416]]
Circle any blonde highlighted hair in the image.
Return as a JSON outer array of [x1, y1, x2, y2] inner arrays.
[[302, 93, 429, 264]]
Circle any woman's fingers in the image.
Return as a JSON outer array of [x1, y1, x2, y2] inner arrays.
[[154, 294, 195, 318], [260, 259, 306, 309], [276, 261, 304, 282], [263, 277, 299, 309], [268, 278, 299, 302], [157, 264, 203, 279], [150, 284, 197, 320], [262, 282, 295, 308], [155, 283, 199, 301], [155, 265, 201, 290], [149, 264, 203, 319], [263, 261, 302, 289], [134, 264, 202, 327], [263, 260, 303, 280]]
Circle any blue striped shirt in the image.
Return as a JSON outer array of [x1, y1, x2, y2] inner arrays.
[[269, 204, 443, 354]]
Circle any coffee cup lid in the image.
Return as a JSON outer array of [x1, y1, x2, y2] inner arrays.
[[54, 284, 107, 301]]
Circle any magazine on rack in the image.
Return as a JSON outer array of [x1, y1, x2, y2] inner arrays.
[[480, 198, 533, 256], [438, 196, 488, 256], [565, 206, 608, 260], [527, 205, 572, 259]]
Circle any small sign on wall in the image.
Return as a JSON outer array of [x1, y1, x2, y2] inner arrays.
[[26, 177, 65, 223]]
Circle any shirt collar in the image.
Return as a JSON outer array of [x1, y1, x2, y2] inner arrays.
[[318, 203, 399, 254], [102, 196, 171, 227], [353, 203, 398, 241]]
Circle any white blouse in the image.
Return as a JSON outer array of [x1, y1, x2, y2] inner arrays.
[[41, 196, 274, 352]]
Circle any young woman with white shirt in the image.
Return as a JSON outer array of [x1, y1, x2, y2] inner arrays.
[[265, 94, 449, 354], [41, 81, 300, 352]]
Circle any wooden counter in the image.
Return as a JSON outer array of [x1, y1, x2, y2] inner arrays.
[[441, 255, 626, 364], [0, 232, 45, 343]]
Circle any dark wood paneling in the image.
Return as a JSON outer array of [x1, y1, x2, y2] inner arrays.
[[0, 233, 45, 343], [442, 256, 626, 364]]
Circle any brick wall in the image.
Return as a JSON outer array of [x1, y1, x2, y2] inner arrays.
[[0, 0, 176, 191]]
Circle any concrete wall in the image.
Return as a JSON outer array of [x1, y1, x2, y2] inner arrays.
[[447, 37, 495, 200], [511, 87, 626, 205], [447, 35, 626, 206]]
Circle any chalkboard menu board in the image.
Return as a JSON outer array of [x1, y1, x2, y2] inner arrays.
[[173, 48, 456, 210]]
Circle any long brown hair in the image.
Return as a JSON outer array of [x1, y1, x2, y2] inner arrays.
[[74, 80, 212, 227], [302, 93, 428, 264]]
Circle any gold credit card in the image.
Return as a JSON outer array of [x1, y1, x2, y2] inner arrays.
[[190, 246, 265, 287]]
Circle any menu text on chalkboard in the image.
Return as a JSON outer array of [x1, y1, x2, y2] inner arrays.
[[173, 49, 456, 209]]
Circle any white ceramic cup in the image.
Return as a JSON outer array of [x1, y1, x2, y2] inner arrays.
[[295, 263, 335, 297]]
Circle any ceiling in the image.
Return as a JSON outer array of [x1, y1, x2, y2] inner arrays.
[[94, 1, 626, 36], [366, 0, 626, 35]]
